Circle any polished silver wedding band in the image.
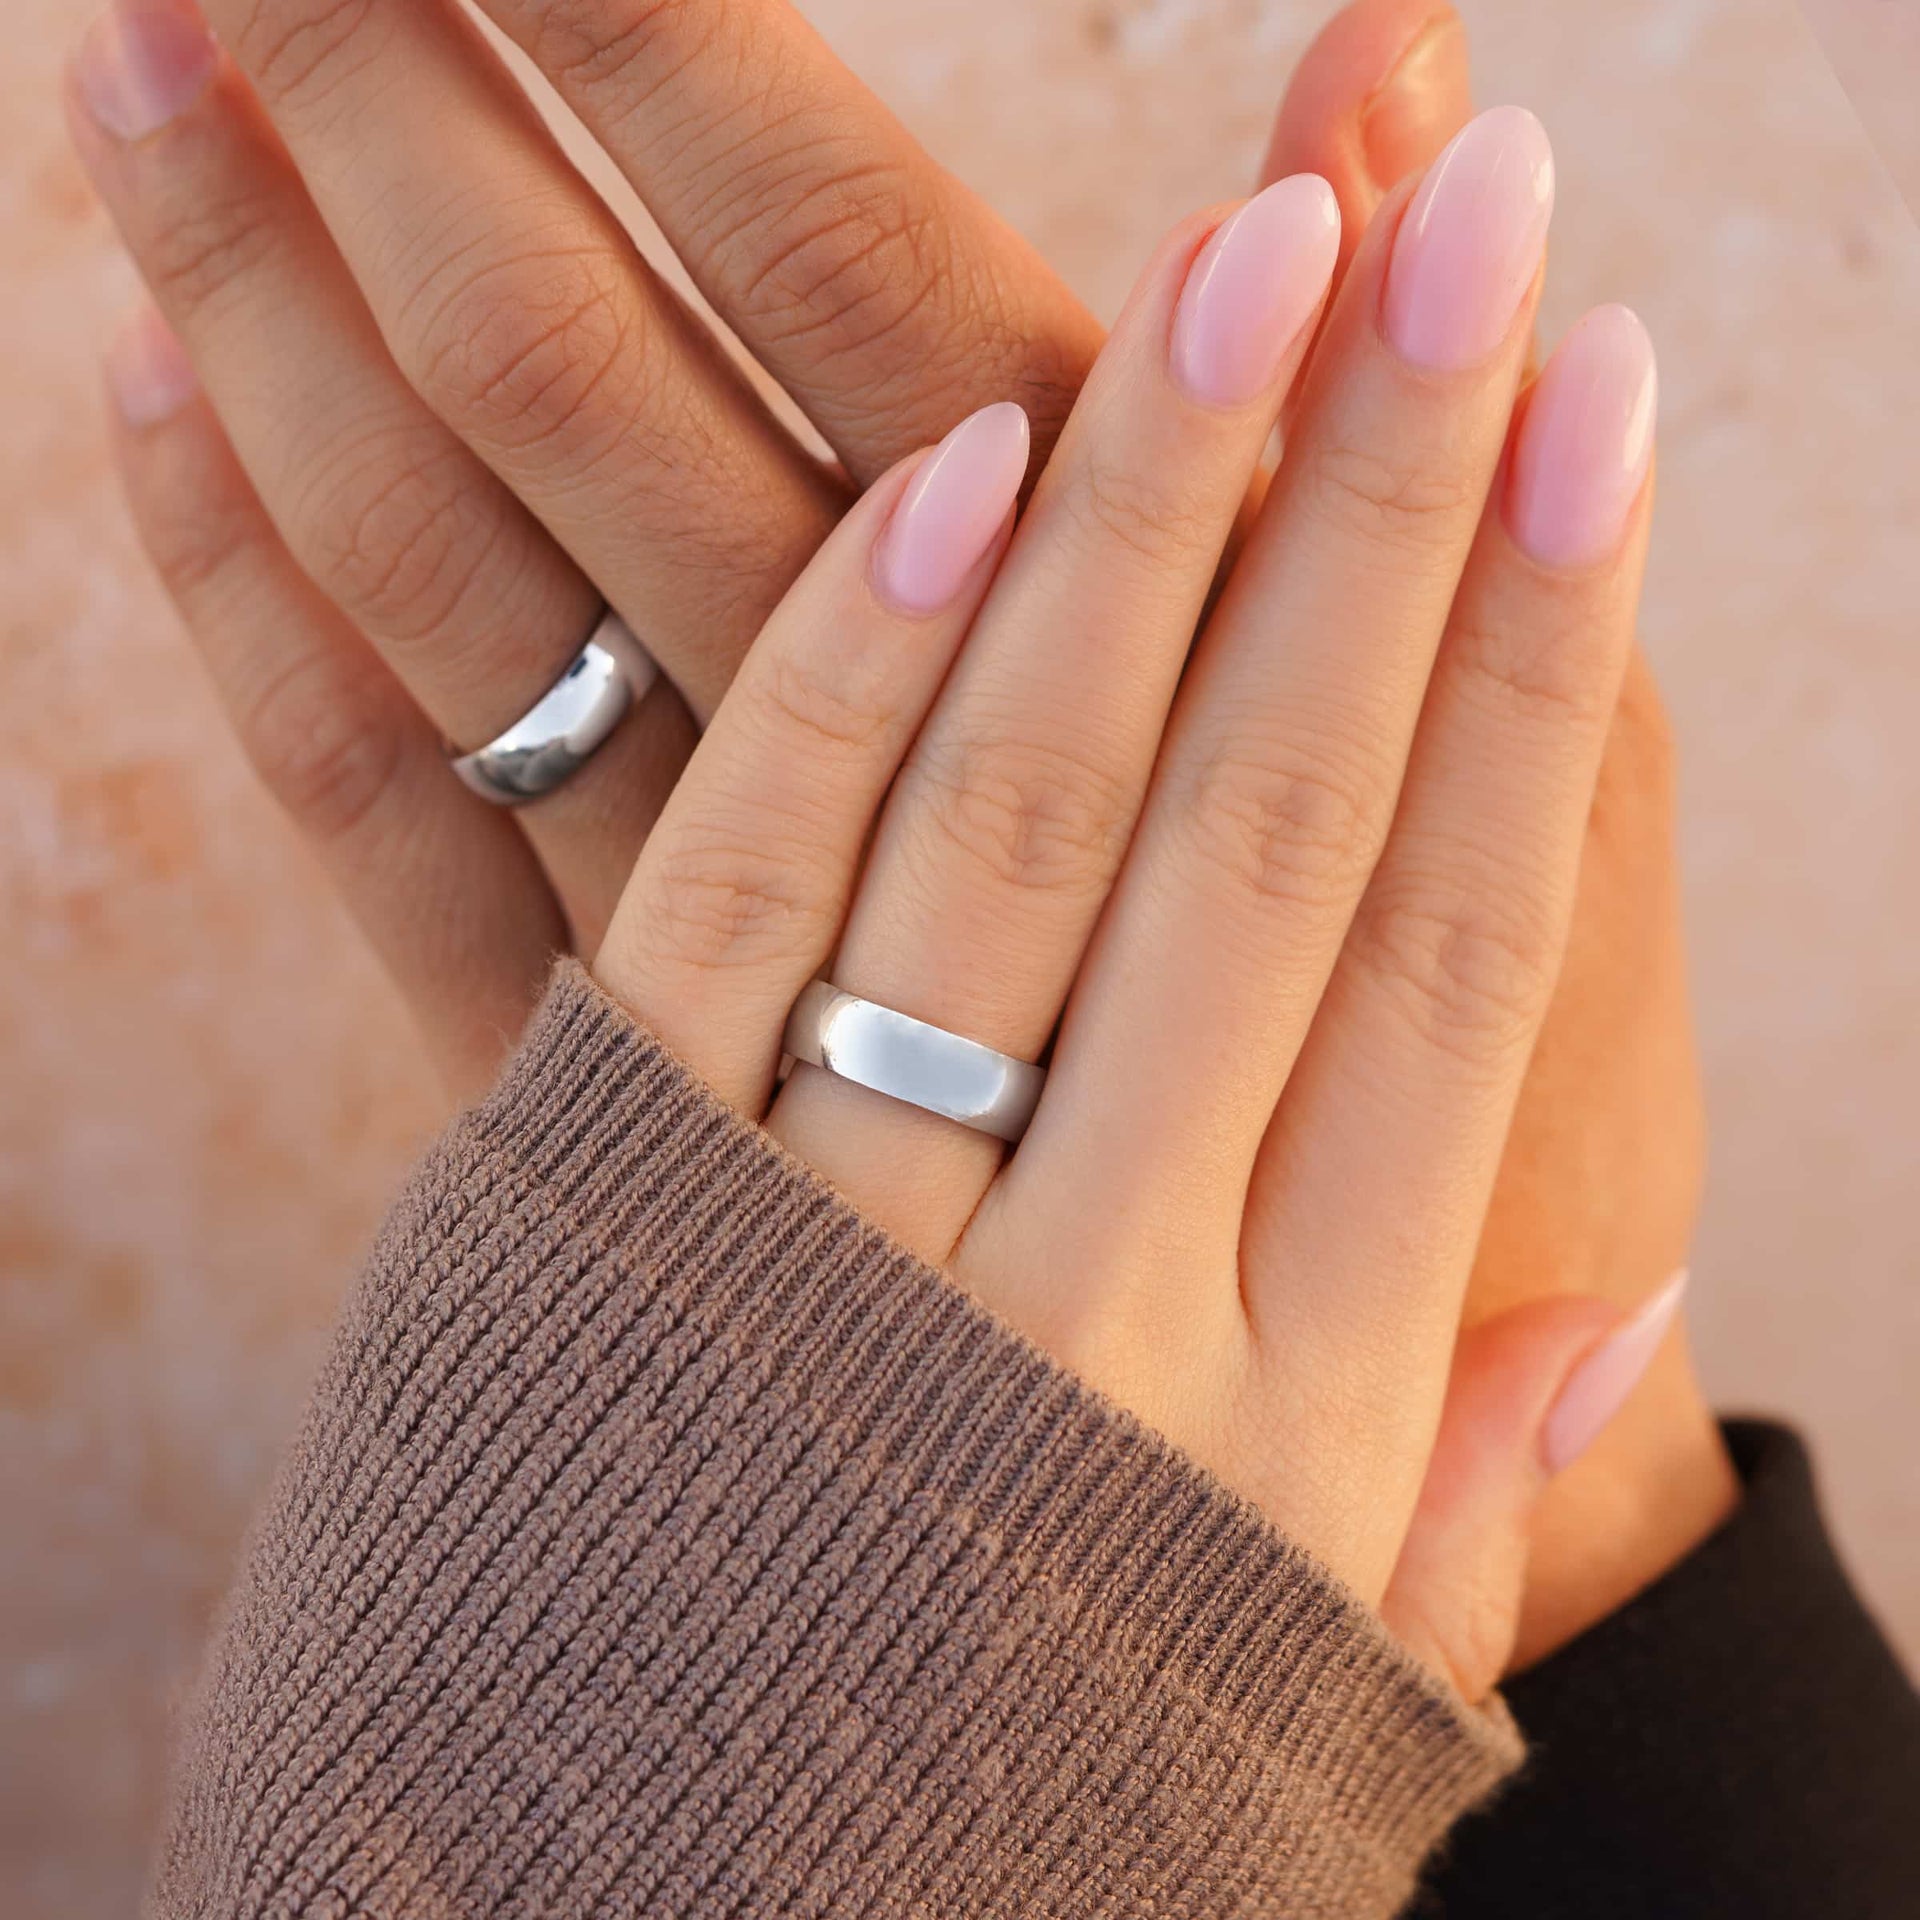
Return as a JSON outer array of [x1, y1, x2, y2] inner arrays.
[[450, 609, 659, 806], [782, 982, 1045, 1143]]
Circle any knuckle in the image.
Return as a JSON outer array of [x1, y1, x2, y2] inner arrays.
[[753, 651, 896, 762], [528, 0, 717, 114], [707, 142, 957, 378], [408, 246, 639, 463], [644, 831, 834, 976], [1004, 323, 1097, 453], [901, 728, 1131, 900], [228, 0, 388, 113], [294, 428, 494, 649], [1353, 883, 1558, 1061], [1447, 608, 1618, 736], [1306, 439, 1474, 553], [139, 473, 260, 611], [720, 140, 1091, 464], [137, 182, 282, 321], [1172, 743, 1382, 914], [1058, 455, 1218, 572], [237, 655, 404, 841]]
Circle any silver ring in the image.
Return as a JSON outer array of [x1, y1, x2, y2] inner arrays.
[[782, 982, 1045, 1143], [450, 609, 658, 806]]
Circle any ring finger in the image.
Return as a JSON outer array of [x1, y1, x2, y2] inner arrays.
[[767, 176, 1344, 1254], [595, 407, 1032, 1112], [67, 1, 696, 942]]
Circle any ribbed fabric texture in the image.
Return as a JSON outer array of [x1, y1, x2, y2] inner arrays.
[[148, 962, 1520, 1920]]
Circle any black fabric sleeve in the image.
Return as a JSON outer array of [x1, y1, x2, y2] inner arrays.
[[1422, 1420, 1920, 1919]]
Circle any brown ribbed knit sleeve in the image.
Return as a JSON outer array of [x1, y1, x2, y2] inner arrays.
[[148, 963, 1519, 1920]]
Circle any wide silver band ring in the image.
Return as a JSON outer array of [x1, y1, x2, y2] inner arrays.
[[782, 981, 1045, 1143], [450, 609, 658, 806]]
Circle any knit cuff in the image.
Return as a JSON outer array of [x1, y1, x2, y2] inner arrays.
[[152, 962, 1520, 1920]]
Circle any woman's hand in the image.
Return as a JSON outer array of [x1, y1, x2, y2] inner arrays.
[[587, 115, 1663, 1695]]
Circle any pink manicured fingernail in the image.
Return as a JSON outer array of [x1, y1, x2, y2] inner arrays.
[[872, 401, 1030, 615], [1507, 304, 1658, 570], [1171, 174, 1341, 407], [106, 303, 199, 428], [74, 0, 218, 143], [1542, 1271, 1688, 1476], [1383, 104, 1555, 371]]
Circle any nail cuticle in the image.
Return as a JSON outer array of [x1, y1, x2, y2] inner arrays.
[[1169, 173, 1340, 410], [75, 0, 220, 144], [1381, 105, 1556, 374], [1507, 303, 1659, 570], [870, 402, 1030, 617]]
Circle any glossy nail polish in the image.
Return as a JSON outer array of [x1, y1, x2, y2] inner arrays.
[[1382, 104, 1555, 372], [872, 401, 1030, 615], [75, 0, 218, 142], [105, 303, 199, 428], [1541, 1271, 1688, 1476], [1171, 173, 1341, 408], [1507, 304, 1658, 570]]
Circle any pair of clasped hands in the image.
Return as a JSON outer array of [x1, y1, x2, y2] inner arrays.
[[72, 0, 1738, 1700]]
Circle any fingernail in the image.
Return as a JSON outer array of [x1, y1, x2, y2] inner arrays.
[[1542, 1271, 1688, 1476], [1360, 15, 1475, 194], [1506, 304, 1658, 570], [74, 0, 218, 143], [1171, 174, 1341, 408], [872, 401, 1030, 615], [1382, 104, 1554, 371], [106, 302, 199, 428]]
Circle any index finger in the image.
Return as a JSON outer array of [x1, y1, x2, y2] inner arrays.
[[468, 0, 1106, 475]]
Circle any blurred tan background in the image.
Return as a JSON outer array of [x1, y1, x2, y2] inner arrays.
[[1799, 0, 1920, 215], [3, 0, 1915, 1912]]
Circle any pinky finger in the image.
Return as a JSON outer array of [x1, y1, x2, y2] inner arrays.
[[1381, 1279, 1684, 1703], [106, 304, 567, 1100]]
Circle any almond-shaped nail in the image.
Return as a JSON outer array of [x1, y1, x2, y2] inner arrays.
[[1541, 1271, 1688, 1476], [871, 401, 1030, 615], [1383, 104, 1555, 371], [106, 302, 199, 428], [1171, 174, 1341, 408], [75, 0, 218, 143], [1507, 304, 1658, 570]]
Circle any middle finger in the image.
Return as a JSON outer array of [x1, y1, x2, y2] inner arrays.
[[1005, 108, 1555, 1257], [197, 0, 847, 721]]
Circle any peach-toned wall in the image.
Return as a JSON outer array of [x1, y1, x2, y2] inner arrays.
[[1799, 0, 1920, 214], [3, 1, 1915, 1912]]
